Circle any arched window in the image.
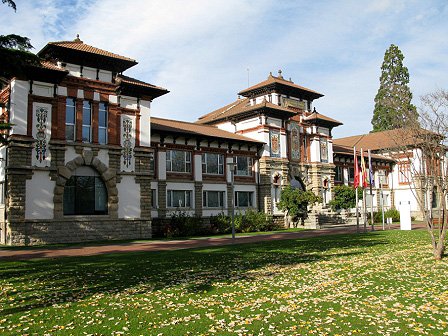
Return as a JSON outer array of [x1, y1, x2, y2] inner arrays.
[[63, 166, 108, 215]]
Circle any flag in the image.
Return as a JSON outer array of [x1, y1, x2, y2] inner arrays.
[[368, 149, 375, 187], [354, 147, 360, 188], [360, 148, 368, 188]]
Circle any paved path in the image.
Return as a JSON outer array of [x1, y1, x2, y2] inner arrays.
[[0, 223, 426, 261]]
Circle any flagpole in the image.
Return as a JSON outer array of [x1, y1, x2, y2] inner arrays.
[[361, 148, 367, 232], [354, 147, 360, 233], [368, 150, 375, 232]]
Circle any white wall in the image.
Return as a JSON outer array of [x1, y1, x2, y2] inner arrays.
[[9, 79, 29, 135], [25, 171, 55, 219], [33, 81, 53, 98], [117, 175, 140, 218], [140, 100, 151, 147]]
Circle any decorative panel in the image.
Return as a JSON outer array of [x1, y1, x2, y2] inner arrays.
[[270, 129, 280, 158], [320, 138, 328, 163], [290, 122, 300, 160], [121, 115, 135, 172], [32, 103, 52, 167]]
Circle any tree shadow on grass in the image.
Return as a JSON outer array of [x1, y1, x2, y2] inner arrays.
[[0, 232, 391, 316]]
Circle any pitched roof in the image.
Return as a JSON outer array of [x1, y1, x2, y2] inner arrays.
[[333, 144, 394, 162], [238, 72, 323, 100], [303, 110, 342, 127], [196, 97, 296, 124], [116, 74, 169, 99], [38, 36, 137, 73], [333, 128, 431, 151], [151, 117, 264, 144]]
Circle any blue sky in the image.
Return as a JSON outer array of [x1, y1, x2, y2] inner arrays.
[[2, 0, 448, 138]]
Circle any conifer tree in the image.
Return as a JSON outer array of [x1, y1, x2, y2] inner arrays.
[[371, 44, 418, 132]]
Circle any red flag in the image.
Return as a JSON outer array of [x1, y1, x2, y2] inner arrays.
[[360, 148, 368, 188], [354, 147, 360, 188]]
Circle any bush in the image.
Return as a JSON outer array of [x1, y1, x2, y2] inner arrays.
[[209, 210, 280, 235], [329, 185, 363, 211], [166, 211, 204, 238], [367, 208, 401, 224]]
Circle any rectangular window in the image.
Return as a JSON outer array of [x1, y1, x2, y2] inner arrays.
[[65, 98, 76, 141], [203, 191, 224, 208], [349, 167, 355, 183], [166, 150, 192, 173], [334, 166, 343, 182], [151, 189, 157, 208], [234, 156, 253, 176], [398, 161, 411, 184], [167, 190, 192, 208], [0, 182, 4, 206], [202, 153, 224, 175], [98, 102, 108, 145], [82, 100, 92, 142], [235, 191, 254, 207]]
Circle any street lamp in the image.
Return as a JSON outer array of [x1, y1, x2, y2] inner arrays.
[[227, 162, 237, 244]]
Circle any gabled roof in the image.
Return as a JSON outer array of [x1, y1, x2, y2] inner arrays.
[[238, 72, 324, 101], [116, 74, 169, 99], [38, 35, 137, 73], [151, 117, 264, 144], [196, 97, 296, 124], [334, 129, 418, 151], [333, 144, 394, 162], [303, 109, 342, 128]]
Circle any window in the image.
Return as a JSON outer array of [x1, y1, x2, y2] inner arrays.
[[166, 150, 192, 173], [202, 153, 224, 175], [63, 167, 107, 215], [82, 100, 92, 142], [234, 156, 253, 176], [203, 191, 224, 208], [235, 191, 254, 207], [334, 166, 343, 182], [65, 98, 76, 141], [349, 167, 355, 183], [0, 182, 4, 206], [398, 161, 411, 184], [98, 102, 107, 144], [151, 189, 157, 208], [167, 190, 192, 208]]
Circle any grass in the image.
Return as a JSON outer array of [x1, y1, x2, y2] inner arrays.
[[0, 230, 447, 335]]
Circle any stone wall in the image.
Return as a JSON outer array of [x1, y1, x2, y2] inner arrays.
[[5, 219, 151, 245]]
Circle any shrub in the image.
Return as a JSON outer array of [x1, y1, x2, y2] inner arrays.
[[209, 210, 280, 234], [166, 211, 204, 238], [329, 185, 363, 211], [385, 208, 400, 222]]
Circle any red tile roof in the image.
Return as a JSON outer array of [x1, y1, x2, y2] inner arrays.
[[196, 97, 295, 124], [238, 72, 323, 98], [42, 38, 136, 63], [117, 74, 168, 92], [333, 144, 394, 162], [333, 128, 428, 151], [151, 117, 263, 143], [304, 110, 342, 126]]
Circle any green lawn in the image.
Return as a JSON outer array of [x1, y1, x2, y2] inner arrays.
[[0, 230, 447, 335]]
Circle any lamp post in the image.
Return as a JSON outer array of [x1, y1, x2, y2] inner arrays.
[[227, 162, 237, 244]]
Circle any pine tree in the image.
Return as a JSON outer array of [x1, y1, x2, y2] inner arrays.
[[371, 44, 418, 132]]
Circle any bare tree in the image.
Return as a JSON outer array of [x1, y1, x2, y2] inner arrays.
[[391, 89, 448, 260]]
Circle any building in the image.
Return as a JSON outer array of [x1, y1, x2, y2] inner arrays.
[[0, 38, 402, 245], [0, 36, 171, 245]]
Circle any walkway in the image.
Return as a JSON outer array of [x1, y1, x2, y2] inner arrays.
[[0, 223, 426, 261]]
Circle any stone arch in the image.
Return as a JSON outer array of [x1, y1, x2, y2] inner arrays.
[[53, 150, 118, 219]]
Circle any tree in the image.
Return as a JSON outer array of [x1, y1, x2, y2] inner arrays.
[[389, 89, 447, 260], [0, 0, 41, 143], [371, 44, 418, 132], [328, 185, 363, 211], [277, 185, 321, 218]]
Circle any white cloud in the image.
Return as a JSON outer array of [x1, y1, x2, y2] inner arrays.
[[2, 0, 448, 137]]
